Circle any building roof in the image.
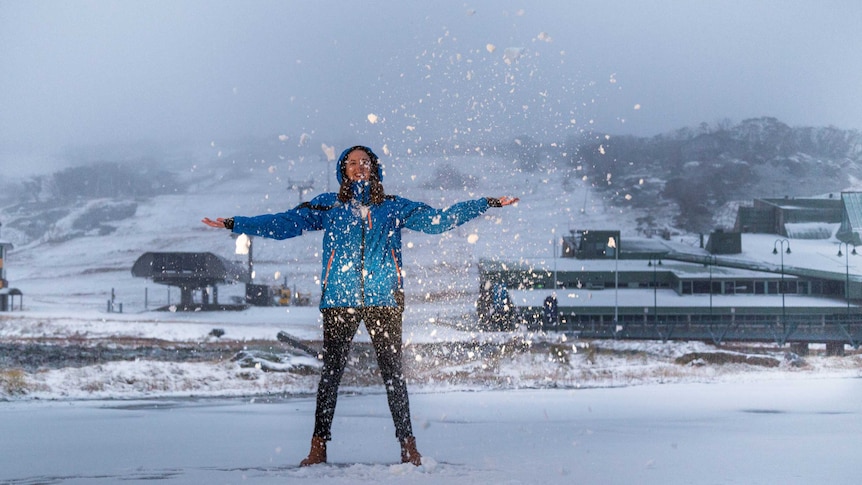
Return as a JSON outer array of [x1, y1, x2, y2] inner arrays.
[[131, 252, 249, 287], [483, 232, 861, 283]]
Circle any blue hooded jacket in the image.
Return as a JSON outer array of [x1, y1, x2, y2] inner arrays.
[[231, 146, 492, 309]]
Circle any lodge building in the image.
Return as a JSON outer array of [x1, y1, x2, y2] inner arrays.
[[477, 193, 862, 354]]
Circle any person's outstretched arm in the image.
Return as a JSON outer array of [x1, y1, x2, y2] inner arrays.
[[201, 198, 329, 240], [401, 196, 519, 234]]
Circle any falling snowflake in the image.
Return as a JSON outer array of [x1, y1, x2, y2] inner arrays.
[[321, 143, 336, 161]]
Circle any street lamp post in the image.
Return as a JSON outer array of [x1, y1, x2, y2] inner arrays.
[[608, 236, 619, 324], [553, 234, 558, 289], [707, 255, 716, 325], [648, 257, 662, 323], [772, 239, 792, 335], [837, 242, 857, 323]]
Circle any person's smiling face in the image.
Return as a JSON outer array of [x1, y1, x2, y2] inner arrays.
[[345, 149, 372, 182]]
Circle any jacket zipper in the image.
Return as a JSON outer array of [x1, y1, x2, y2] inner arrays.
[[359, 209, 369, 306]]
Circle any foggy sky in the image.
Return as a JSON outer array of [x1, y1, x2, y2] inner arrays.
[[2, 0, 861, 161]]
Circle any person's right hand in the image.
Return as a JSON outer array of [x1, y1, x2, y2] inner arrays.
[[202, 217, 228, 228], [487, 196, 520, 207], [496, 196, 519, 207]]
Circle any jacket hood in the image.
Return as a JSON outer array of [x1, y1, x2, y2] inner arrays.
[[336, 145, 384, 185]]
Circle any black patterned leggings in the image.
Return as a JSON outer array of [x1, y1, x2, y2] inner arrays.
[[312, 306, 414, 441]]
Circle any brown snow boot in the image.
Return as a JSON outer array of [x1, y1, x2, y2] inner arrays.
[[400, 436, 422, 466], [299, 436, 327, 467]]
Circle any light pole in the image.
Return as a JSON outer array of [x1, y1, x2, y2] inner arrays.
[[648, 257, 662, 323], [234, 233, 253, 281], [607, 236, 619, 324], [553, 234, 558, 289], [772, 238, 791, 334], [838, 242, 857, 323], [706, 255, 716, 324]]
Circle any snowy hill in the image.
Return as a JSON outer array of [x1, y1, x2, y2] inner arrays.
[[1, 130, 861, 403], [1, 139, 653, 311]]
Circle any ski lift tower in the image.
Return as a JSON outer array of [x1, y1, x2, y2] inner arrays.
[[288, 179, 315, 204]]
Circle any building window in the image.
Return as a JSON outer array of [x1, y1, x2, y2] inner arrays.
[[735, 281, 754, 294], [755, 281, 766, 294], [810, 280, 823, 295]]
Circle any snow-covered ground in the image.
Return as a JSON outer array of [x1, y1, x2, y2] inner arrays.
[[3, 378, 861, 484], [2, 150, 862, 483], [2, 304, 861, 402]]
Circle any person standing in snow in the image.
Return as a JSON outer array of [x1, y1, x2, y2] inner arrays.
[[202, 145, 518, 466]]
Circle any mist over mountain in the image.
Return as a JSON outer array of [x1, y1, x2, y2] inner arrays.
[[1, 117, 860, 250], [0, 162, 185, 244], [572, 117, 862, 233]]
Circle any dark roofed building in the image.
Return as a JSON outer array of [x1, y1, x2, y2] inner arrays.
[[705, 229, 742, 255], [561, 230, 621, 259], [734, 196, 842, 237], [837, 192, 862, 246], [132, 252, 249, 311]]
